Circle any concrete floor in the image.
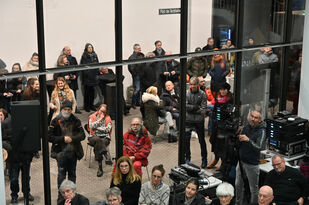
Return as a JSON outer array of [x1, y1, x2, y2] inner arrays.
[[4, 107, 217, 205]]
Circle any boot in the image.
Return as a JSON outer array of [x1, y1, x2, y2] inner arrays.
[[169, 128, 178, 143], [201, 159, 207, 168], [97, 161, 103, 177], [104, 152, 113, 165], [206, 159, 218, 169]]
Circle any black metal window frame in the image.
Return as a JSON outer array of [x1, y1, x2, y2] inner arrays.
[[0, 0, 300, 204]]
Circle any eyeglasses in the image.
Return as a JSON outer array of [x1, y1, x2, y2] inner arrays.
[[131, 123, 141, 126], [120, 165, 129, 168], [272, 161, 283, 167]]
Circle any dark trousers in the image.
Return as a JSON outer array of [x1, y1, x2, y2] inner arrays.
[[88, 137, 111, 161], [56, 155, 77, 188], [132, 76, 141, 106], [9, 159, 32, 199], [185, 122, 207, 161], [83, 85, 95, 110]]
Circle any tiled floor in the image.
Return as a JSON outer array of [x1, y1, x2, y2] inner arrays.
[[4, 108, 217, 205]]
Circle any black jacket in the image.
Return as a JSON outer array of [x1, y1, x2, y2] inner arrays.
[[140, 62, 159, 92], [128, 51, 145, 77], [239, 121, 266, 165], [159, 60, 180, 84], [174, 192, 206, 205], [2, 115, 12, 152], [57, 193, 89, 205], [186, 89, 207, 123], [48, 114, 85, 160], [265, 166, 307, 203], [110, 174, 141, 205], [160, 88, 180, 113], [81, 68, 99, 86]]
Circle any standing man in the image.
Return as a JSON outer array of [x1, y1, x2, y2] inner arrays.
[[187, 47, 209, 78], [123, 117, 152, 176], [128, 44, 145, 109], [264, 154, 306, 205], [185, 77, 208, 168], [235, 110, 266, 205], [48, 100, 85, 190], [153, 40, 166, 56]]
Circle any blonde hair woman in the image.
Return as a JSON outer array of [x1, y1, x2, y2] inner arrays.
[[49, 77, 76, 120], [110, 156, 141, 205]]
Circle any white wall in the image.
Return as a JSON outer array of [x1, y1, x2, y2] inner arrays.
[[0, 0, 212, 94], [298, 1, 309, 119]]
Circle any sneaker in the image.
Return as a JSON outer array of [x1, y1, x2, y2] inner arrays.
[[11, 198, 18, 204], [24, 193, 34, 201], [201, 159, 207, 168]]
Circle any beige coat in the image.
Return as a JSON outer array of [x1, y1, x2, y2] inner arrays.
[[49, 89, 77, 120]]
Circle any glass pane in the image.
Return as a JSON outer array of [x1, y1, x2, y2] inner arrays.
[[286, 46, 302, 114], [240, 48, 281, 122], [291, 0, 306, 42], [243, 0, 286, 46]]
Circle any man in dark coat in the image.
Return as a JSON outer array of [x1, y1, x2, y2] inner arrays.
[[48, 100, 85, 189], [185, 77, 208, 168], [235, 110, 266, 205], [158, 51, 180, 90], [153, 40, 166, 56], [128, 44, 145, 108]]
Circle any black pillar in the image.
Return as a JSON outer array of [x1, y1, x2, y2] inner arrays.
[[279, 0, 293, 111], [179, 0, 188, 165], [234, 0, 245, 107], [115, 0, 123, 159], [35, 0, 51, 205]]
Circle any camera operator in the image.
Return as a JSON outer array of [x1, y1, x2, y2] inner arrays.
[[235, 110, 266, 205], [208, 82, 233, 171]]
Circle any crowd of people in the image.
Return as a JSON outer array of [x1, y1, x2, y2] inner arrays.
[[1, 37, 308, 205]]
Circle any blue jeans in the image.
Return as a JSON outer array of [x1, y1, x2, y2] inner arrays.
[[132, 76, 141, 106], [9, 160, 32, 199], [185, 122, 207, 162], [235, 162, 260, 205], [57, 155, 77, 188]]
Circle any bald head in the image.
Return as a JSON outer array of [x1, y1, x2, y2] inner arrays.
[[63, 46, 71, 56], [258, 186, 274, 205]]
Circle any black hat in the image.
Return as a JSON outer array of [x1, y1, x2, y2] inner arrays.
[[61, 100, 73, 110], [219, 82, 231, 91]]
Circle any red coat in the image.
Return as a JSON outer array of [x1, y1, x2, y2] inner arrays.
[[123, 128, 152, 166]]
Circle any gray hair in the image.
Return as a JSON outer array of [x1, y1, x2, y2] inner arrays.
[[133, 44, 140, 50], [59, 180, 76, 192], [106, 187, 122, 200], [216, 182, 234, 197], [272, 154, 284, 161], [189, 76, 199, 85]]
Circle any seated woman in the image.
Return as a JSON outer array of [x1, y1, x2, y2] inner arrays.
[[88, 104, 113, 177], [50, 77, 77, 120], [110, 156, 141, 205], [208, 82, 233, 171], [174, 178, 205, 205], [211, 182, 235, 205], [141, 86, 177, 142], [139, 164, 170, 205], [57, 179, 89, 205]]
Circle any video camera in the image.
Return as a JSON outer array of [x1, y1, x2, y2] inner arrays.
[[215, 103, 241, 140]]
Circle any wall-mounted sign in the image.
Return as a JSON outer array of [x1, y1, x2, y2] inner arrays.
[[159, 8, 181, 15]]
